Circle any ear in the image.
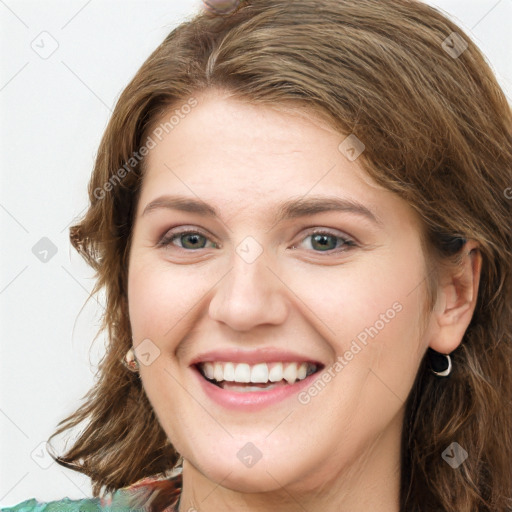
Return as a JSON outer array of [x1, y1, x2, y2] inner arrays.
[[427, 240, 482, 354]]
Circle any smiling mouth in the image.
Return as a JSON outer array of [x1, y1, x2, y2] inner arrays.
[[195, 361, 323, 392]]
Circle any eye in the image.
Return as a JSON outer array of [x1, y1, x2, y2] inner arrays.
[[291, 229, 357, 254], [157, 229, 219, 251], [156, 227, 357, 254]]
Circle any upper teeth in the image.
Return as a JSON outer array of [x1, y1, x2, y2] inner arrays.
[[199, 362, 316, 385]]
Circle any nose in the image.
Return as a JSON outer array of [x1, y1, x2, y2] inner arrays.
[[208, 250, 289, 332]]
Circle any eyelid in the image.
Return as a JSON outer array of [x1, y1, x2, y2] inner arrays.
[[299, 226, 355, 242]]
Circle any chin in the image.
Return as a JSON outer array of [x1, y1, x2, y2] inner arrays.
[[186, 441, 314, 493]]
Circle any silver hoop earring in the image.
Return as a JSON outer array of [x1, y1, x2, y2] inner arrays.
[[427, 348, 452, 377]]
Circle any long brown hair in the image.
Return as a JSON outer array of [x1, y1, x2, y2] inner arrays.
[[47, 1, 512, 510]]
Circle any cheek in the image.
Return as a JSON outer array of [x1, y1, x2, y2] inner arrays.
[[127, 258, 201, 340], [334, 256, 427, 400], [289, 250, 425, 346], [128, 262, 168, 338], [285, 249, 427, 410]]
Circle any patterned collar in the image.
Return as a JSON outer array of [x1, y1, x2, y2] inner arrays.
[[101, 470, 183, 511]]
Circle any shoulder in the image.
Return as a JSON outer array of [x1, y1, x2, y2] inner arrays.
[[0, 497, 102, 511], [1, 471, 182, 512]]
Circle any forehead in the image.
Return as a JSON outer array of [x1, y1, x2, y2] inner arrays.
[[138, 90, 417, 232], [144, 92, 374, 185]]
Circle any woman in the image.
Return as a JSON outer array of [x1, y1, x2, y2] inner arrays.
[[3, 0, 511, 510]]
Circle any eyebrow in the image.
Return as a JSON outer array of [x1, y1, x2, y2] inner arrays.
[[141, 194, 382, 227]]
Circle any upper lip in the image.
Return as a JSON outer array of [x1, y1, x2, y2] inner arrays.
[[189, 348, 325, 367]]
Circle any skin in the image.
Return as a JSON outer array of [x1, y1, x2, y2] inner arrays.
[[127, 88, 482, 512]]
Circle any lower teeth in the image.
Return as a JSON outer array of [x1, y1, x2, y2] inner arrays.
[[220, 382, 285, 392]]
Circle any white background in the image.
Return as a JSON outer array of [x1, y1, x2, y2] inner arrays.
[[1, 0, 511, 507]]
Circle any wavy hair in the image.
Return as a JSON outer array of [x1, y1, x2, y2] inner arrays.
[[47, 1, 512, 510]]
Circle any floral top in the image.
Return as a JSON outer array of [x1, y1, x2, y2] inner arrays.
[[0, 471, 182, 512]]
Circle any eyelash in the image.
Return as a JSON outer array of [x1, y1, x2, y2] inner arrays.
[[157, 227, 357, 255], [290, 229, 357, 253]]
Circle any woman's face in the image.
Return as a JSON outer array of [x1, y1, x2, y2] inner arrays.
[[127, 89, 432, 495]]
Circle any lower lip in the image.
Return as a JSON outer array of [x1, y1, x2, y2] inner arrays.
[[192, 366, 319, 411]]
